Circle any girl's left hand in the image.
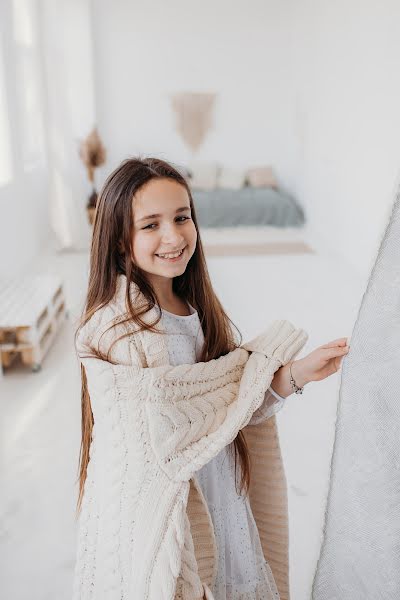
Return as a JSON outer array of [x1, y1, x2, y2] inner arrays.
[[295, 337, 350, 384]]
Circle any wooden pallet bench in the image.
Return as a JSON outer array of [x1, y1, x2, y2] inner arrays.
[[0, 275, 67, 373]]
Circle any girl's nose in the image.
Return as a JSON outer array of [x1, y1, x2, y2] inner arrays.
[[161, 225, 184, 246]]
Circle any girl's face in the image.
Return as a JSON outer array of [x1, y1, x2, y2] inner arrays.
[[131, 178, 197, 286]]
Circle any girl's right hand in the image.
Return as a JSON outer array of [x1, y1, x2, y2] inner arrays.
[[293, 337, 350, 386]]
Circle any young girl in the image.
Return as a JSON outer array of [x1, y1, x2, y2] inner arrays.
[[73, 157, 349, 600]]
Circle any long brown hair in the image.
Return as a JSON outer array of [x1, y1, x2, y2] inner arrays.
[[75, 157, 251, 516]]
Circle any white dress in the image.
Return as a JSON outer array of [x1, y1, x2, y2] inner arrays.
[[160, 305, 287, 600]]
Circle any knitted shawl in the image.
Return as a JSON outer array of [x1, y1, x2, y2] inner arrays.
[[72, 274, 308, 600]]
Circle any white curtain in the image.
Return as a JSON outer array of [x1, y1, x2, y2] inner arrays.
[[40, 0, 96, 250], [312, 191, 400, 599]]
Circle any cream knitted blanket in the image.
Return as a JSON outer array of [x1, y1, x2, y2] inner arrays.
[[72, 277, 308, 599]]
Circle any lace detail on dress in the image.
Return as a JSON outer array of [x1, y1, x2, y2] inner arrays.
[[160, 307, 282, 600], [195, 446, 280, 600], [223, 560, 280, 599]]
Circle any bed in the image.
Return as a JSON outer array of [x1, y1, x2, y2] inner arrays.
[[192, 187, 305, 228], [191, 187, 312, 256]]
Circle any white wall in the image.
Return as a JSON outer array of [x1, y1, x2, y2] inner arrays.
[[289, 0, 400, 280], [91, 0, 400, 279], [91, 0, 297, 192], [4, 0, 397, 277]]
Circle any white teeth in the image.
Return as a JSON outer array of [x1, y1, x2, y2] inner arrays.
[[157, 248, 184, 259]]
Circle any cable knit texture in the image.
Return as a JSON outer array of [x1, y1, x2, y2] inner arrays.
[[72, 274, 308, 600]]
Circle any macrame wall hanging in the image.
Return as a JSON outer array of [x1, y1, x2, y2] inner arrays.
[[171, 92, 216, 153], [312, 190, 400, 599]]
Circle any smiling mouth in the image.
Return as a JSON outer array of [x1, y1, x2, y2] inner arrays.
[[155, 247, 186, 260]]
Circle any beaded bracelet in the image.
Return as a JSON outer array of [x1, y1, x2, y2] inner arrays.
[[289, 361, 304, 394]]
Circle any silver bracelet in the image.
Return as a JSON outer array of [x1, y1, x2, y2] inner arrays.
[[289, 361, 304, 395]]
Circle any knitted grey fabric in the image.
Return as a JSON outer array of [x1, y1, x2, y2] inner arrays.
[[312, 194, 400, 599]]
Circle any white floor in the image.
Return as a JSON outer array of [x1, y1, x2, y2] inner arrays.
[[1, 240, 368, 600]]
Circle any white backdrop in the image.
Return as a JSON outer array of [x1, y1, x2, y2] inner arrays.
[[91, 0, 400, 280], [1, 0, 400, 279]]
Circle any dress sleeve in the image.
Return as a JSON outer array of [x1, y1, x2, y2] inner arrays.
[[248, 386, 287, 425], [108, 319, 308, 482]]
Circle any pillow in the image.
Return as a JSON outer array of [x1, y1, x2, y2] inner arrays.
[[188, 161, 219, 190], [246, 166, 278, 189], [217, 166, 246, 190]]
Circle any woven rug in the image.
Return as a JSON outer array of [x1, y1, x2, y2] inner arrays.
[[204, 241, 314, 257]]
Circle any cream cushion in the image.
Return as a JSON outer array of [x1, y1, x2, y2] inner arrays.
[[246, 166, 278, 189], [189, 161, 219, 190], [217, 166, 246, 190]]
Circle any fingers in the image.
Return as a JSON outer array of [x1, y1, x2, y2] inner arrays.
[[325, 346, 349, 358], [321, 337, 349, 349]]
